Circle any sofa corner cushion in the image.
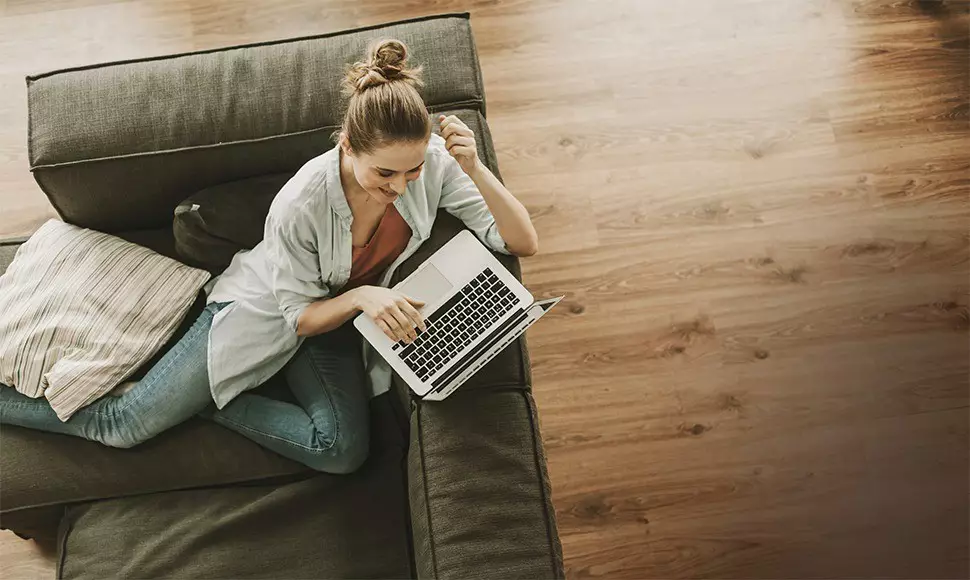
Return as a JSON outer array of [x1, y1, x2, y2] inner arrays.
[[0, 219, 210, 420]]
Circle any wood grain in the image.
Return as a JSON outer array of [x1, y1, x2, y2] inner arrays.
[[0, 0, 967, 579]]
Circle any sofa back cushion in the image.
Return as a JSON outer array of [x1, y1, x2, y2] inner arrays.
[[27, 13, 486, 232], [0, 219, 209, 420]]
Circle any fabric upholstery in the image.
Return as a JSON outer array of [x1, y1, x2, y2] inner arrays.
[[0, 219, 210, 420], [58, 438, 412, 580], [27, 13, 487, 232], [113, 228, 182, 263], [0, 505, 63, 547], [0, 419, 306, 514], [173, 173, 292, 272], [407, 389, 564, 579]]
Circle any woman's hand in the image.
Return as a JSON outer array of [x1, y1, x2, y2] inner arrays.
[[439, 114, 482, 176], [352, 285, 427, 344]]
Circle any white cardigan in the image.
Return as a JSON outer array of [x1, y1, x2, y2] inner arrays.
[[203, 133, 511, 408]]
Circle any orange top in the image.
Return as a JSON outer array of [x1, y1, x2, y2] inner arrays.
[[340, 203, 412, 294]]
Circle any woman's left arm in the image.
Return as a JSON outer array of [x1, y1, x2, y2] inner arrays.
[[440, 115, 539, 257]]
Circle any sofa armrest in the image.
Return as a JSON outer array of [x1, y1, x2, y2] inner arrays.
[[407, 388, 564, 579]]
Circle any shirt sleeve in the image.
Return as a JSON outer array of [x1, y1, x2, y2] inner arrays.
[[436, 152, 513, 256], [263, 199, 330, 333]]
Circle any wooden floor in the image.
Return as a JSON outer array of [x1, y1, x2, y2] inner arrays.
[[1, 0, 968, 578]]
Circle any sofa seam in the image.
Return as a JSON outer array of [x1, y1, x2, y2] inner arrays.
[[415, 403, 440, 579], [27, 101, 485, 171], [0, 468, 310, 513], [26, 13, 472, 82], [522, 389, 562, 578], [399, 434, 419, 580], [54, 505, 71, 580]]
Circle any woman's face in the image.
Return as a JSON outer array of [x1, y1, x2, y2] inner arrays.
[[340, 134, 429, 205]]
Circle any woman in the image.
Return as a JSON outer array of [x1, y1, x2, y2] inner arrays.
[[0, 39, 538, 474]]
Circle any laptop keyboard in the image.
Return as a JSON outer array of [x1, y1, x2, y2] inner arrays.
[[393, 268, 516, 382]]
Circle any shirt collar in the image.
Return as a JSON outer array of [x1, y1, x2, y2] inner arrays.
[[327, 145, 353, 222]]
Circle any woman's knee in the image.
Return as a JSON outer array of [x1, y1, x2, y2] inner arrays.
[[92, 408, 155, 449], [98, 427, 146, 449], [308, 428, 369, 474]]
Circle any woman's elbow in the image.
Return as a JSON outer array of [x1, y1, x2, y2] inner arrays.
[[295, 309, 312, 337], [514, 238, 539, 257]]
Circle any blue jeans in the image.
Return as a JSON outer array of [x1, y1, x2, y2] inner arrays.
[[0, 302, 369, 474]]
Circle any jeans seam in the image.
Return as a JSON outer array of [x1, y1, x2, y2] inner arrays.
[[302, 342, 341, 451]]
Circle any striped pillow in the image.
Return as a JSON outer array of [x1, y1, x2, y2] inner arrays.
[[0, 219, 210, 421]]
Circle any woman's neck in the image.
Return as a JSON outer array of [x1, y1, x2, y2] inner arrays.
[[338, 147, 378, 208]]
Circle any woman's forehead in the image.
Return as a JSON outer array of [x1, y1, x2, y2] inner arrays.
[[368, 140, 428, 170]]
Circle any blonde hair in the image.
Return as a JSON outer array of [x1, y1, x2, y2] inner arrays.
[[339, 39, 431, 155]]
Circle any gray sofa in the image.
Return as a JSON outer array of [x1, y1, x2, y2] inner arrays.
[[0, 13, 564, 579]]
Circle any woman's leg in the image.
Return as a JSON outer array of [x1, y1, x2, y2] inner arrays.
[[208, 321, 370, 474], [0, 302, 231, 448]]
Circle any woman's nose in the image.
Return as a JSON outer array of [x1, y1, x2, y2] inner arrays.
[[390, 177, 407, 194]]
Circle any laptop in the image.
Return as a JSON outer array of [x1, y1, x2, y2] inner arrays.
[[354, 230, 563, 401]]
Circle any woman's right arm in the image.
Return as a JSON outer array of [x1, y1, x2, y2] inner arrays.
[[299, 286, 427, 343], [296, 289, 361, 337]]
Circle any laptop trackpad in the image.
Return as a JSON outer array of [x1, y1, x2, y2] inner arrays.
[[398, 264, 453, 310]]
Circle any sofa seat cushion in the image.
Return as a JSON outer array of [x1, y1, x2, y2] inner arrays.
[[57, 437, 413, 580], [0, 392, 405, 520]]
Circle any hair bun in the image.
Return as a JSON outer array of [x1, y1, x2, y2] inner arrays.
[[370, 39, 407, 75], [344, 38, 423, 95]]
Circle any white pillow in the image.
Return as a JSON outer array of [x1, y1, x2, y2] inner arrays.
[[0, 219, 210, 421]]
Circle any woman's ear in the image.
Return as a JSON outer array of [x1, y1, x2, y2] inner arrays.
[[338, 132, 353, 157]]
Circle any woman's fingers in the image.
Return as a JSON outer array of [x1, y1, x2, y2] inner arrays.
[[439, 114, 470, 135], [379, 309, 408, 342], [386, 306, 417, 343], [446, 135, 475, 152], [448, 145, 476, 159], [376, 319, 397, 342], [398, 299, 427, 332], [441, 122, 472, 140]]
